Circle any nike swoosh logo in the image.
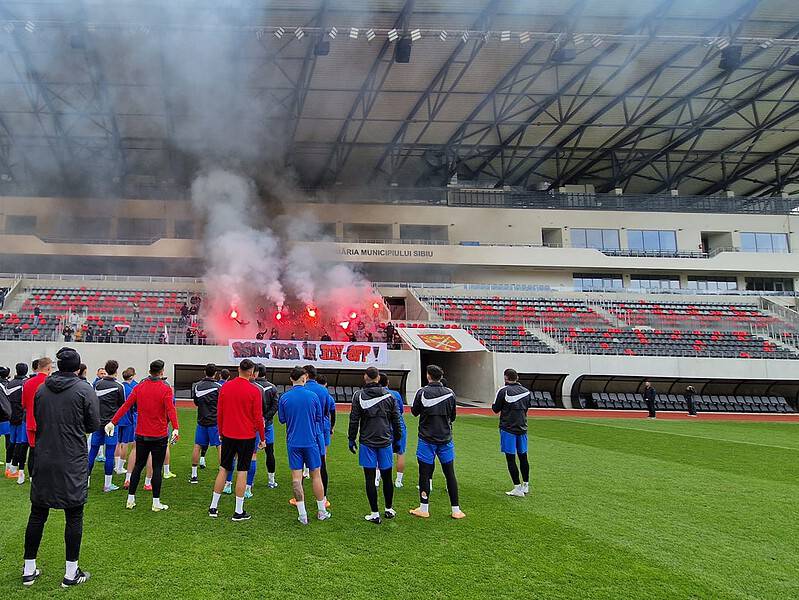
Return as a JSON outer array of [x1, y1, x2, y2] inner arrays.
[[421, 392, 453, 407], [195, 387, 218, 398], [95, 387, 119, 397], [4, 386, 22, 395], [360, 393, 392, 410], [504, 392, 530, 403]]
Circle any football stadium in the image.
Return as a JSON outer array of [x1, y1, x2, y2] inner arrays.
[[0, 0, 798, 597]]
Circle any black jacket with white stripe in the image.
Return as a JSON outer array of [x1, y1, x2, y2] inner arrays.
[[94, 376, 126, 427], [349, 383, 402, 448], [411, 381, 457, 445], [253, 377, 279, 426], [6, 376, 25, 425], [492, 383, 531, 435], [192, 377, 221, 427]]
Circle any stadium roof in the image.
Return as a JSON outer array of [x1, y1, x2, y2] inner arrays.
[[1, 0, 799, 199]]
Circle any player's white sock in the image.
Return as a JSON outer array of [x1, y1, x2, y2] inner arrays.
[[210, 492, 221, 509], [191, 466, 198, 478], [419, 502, 429, 513], [451, 505, 461, 514], [97, 447, 104, 459], [316, 499, 327, 512], [245, 484, 252, 495], [370, 511, 380, 519], [296, 500, 307, 518], [23, 559, 36, 576], [268, 472, 275, 484], [235, 496, 244, 513], [199, 456, 206, 467], [127, 494, 135, 504], [144, 476, 152, 486], [163, 464, 171, 476], [65, 561, 78, 579], [152, 498, 163, 509], [17, 471, 25, 484], [395, 472, 404, 485], [104, 475, 112, 488], [124, 472, 131, 484]]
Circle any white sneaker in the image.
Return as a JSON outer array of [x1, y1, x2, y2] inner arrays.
[[522, 483, 530, 495], [317, 510, 332, 521], [506, 487, 525, 497], [114, 468, 127, 475], [394, 480, 403, 488], [152, 503, 169, 512], [298, 514, 309, 525], [17, 472, 25, 485], [125, 499, 136, 510]]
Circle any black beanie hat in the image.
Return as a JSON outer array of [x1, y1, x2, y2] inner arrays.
[[0, 366, 9, 378], [56, 347, 81, 372]]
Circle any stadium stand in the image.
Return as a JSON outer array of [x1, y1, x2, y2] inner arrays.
[[582, 392, 793, 414]]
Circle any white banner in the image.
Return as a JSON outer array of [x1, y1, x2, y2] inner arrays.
[[396, 327, 487, 352], [229, 339, 388, 367]]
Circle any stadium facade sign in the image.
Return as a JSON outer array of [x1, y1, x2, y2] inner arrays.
[[396, 327, 487, 352], [337, 246, 435, 259], [229, 339, 388, 366]]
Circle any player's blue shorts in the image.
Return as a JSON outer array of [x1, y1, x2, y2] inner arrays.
[[117, 424, 136, 444], [10, 424, 28, 444], [323, 422, 332, 447], [500, 430, 528, 454], [317, 432, 326, 457], [395, 427, 407, 454], [0, 421, 10, 436], [90, 429, 118, 448], [264, 423, 275, 445], [359, 444, 393, 470], [195, 424, 220, 447], [287, 445, 321, 471], [417, 439, 455, 465]]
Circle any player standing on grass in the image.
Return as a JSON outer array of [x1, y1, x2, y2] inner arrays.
[[0, 366, 13, 474], [252, 364, 279, 489], [410, 365, 465, 520], [379, 373, 407, 488], [349, 367, 402, 524], [190, 364, 221, 484], [90, 361, 126, 492], [119, 368, 138, 489], [21, 357, 52, 486], [492, 369, 531, 497], [107, 360, 179, 512], [7, 363, 28, 482], [207, 359, 264, 522], [279, 366, 331, 525], [303, 365, 335, 499]]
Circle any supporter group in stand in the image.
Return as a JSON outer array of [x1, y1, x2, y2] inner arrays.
[[0, 344, 538, 589]]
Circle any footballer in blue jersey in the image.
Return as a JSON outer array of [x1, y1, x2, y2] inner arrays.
[[303, 365, 335, 498], [380, 373, 407, 488], [278, 367, 330, 525], [116, 368, 138, 481]]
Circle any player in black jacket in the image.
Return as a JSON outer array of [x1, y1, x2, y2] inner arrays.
[[492, 369, 532, 497], [253, 364, 279, 488], [190, 364, 221, 484], [643, 381, 657, 419], [0, 366, 12, 471], [348, 367, 402, 524], [409, 364, 465, 520], [8, 363, 29, 479], [90, 360, 126, 492]]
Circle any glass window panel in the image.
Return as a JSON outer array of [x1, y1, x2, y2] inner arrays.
[[603, 229, 620, 250], [642, 230, 660, 251], [740, 232, 756, 252], [571, 229, 587, 248], [755, 233, 772, 253], [659, 230, 677, 252], [627, 230, 644, 250], [771, 234, 789, 253], [585, 229, 603, 249]]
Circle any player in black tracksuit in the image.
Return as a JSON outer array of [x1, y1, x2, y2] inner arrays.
[[0, 366, 12, 468], [492, 369, 532, 497], [348, 367, 402, 524], [253, 364, 279, 488], [410, 364, 465, 519], [643, 381, 657, 419], [8, 363, 29, 476], [190, 364, 221, 483], [91, 362, 126, 490]]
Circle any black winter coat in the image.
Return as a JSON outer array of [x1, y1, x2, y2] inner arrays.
[[30, 371, 100, 508]]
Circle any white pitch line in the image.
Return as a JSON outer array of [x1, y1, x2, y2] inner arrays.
[[552, 418, 799, 451]]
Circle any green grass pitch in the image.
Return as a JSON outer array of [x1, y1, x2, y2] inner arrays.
[[1, 410, 797, 599]]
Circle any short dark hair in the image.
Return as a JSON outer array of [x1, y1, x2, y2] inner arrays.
[[379, 373, 389, 387], [0, 366, 9, 378], [256, 363, 268, 378], [105, 359, 119, 376], [15, 362, 28, 377], [303, 364, 317, 379], [31, 359, 39, 370], [426, 364, 444, 381], [316, 374, 327, 386], [205, 363, 217, 378], [239, 359, 255, 372], [504, 368, 519, 382], [220, 369, 230, 381], [78, 363, 88, 377], [365, 366, 380, 381], [122, 367, 136, 381], [289, 366, 305, 382], [149, 359, 165, 375]]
